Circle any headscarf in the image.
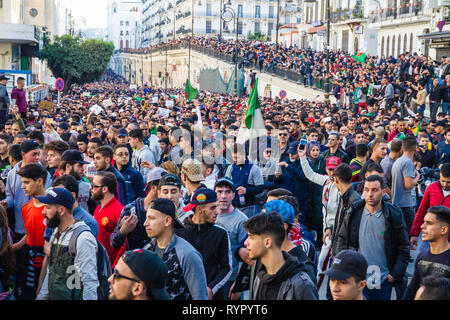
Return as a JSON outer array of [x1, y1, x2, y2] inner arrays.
[[306, 141, 321, 163]]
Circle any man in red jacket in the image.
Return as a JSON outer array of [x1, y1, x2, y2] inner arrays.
[[410, 163, 450, 250], [387, 118, 413, 142]]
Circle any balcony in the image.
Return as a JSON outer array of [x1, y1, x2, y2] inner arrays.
[[0, 23, 39, 44], [369, 2, 428, 25], [330, 8, 364, 23]]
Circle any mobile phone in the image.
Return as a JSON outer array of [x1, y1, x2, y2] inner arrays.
[[299, 139, 307, 151]]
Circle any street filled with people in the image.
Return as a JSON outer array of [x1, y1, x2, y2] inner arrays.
[[0, 58, 449, 301]]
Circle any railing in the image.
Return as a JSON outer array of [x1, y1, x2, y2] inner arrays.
[[370, 3, 423, 22]]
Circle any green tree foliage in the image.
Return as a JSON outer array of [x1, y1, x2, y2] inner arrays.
[[38, 34, 114, 91], [247, 32, 267, 41]]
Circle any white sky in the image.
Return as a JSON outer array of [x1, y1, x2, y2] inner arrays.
[[70, 0, 109, 29]]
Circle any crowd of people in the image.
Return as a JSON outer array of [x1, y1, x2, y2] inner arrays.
[[0, 59, 449, 301], [125, 36, 450, 121]]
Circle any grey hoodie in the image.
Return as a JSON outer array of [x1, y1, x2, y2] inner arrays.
[[5, 161, 52, 234]]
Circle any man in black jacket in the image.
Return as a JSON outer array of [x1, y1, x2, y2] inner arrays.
[[336, 175, 410, 300], [244, 212, 319, 300], [177, 188, 232, 300], [429, 77, 444, 121]]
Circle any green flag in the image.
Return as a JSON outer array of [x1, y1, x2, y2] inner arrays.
[[351, 52, 366, 63], [244, 79, 260, 129], [185, 79, 198, 101]]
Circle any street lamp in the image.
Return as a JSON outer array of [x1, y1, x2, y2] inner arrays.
[[222, 0, 238, 96], [188, 0, 203, 82], [304, 0, 330, 94]]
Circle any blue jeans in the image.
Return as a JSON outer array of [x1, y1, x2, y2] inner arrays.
[[363, 279, 393, 300], [307, 73, 312, 87], [241, 205, 262, 218], [442, 102, 450, 115], [430, 102, 441, 121], [400, 207, 416, 236], [416, 104, 426, 115]]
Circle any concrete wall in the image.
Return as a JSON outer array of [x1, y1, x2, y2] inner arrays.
[[117, 47, 325, 101]]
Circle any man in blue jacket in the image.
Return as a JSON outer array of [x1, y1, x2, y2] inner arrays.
[[113, 144, 145, 204]]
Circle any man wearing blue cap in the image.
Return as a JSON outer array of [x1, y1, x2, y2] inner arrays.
[[36, 188, 99, 300], [276, 141, 310, 223], [178, 187, 232, 300]]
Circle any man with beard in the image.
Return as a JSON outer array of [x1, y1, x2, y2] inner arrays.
[[108, 249, 170, 300], [59, 150, 91, 212], [92, 171, 124, 266], [36, 188, 99, 300], [158, 137, 172, 165], [94, 146, 128, 206], [13, 164, 48, 300]]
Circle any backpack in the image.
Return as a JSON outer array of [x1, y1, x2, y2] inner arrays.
[[69, 223, 112, 300]]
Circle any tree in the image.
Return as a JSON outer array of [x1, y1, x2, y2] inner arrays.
[[247, 32, 267, 41], [38, 34, 114, 91]]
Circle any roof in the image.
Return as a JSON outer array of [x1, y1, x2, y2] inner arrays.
[[280, 23, 301, 30], [418, 31, 450, 40], [307, 25, 326, 34]]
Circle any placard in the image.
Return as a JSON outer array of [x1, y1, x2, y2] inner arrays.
[[166, 100, 174, 107], [89, 104, 103, 115], [38, 100, 53, 111], [158, 107, 171, 117], [103, 98, 112, 107]]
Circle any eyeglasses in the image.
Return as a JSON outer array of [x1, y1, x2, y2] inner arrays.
[[91, 184, 104, 189], [112, 268, 140, 283], [279, 133, 288, 136]]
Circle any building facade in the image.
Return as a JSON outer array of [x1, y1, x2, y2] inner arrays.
[[140, 0, 302, 47], [107, 0, 142, 50], [0, 0, 72, 84]]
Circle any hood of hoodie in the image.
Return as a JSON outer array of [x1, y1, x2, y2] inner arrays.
[[257, 252, 303, 285]]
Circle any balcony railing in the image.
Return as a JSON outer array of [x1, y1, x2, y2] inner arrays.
[[370, 3, 423, 22], [330, 8, 364, 22]]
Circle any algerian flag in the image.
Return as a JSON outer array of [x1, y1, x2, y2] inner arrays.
[[185, 79, 198, 101], [351, 51, 366, 63], [236, 79, 266, 152]]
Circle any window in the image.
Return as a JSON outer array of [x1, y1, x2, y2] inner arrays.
[[206, 20, 212, 33], [237, 21, 243, 35], [268, 22, 273, 36], [255, 22, 260, 33], [255, 5, 260, 18], [206, 3, 212, 16], [120, 30, 123, 36], [269, 6, 274, 18], [126, 21, 129, 26], [126, 31, 129, 36], [120, 21, 124, 26], [238, 5, 243, 17]]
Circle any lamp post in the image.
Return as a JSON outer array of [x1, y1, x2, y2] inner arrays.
[[222, 0, 238, 96], [304, 0, 330, 94], [219, 0, 223, 42], [275, 0, 280, 49]]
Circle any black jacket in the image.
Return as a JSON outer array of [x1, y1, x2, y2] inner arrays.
[[331, 186, 361, 258], [176, 215, 232, 297], [252, 252, 318, 300], [336, 199, 410, 282]]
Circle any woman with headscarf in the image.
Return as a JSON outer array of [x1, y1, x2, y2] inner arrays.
[[304, 141, 326, 248]]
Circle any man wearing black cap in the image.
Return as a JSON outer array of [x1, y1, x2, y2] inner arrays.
[[0, 75, 10, 126], [143, 198, 209, 300], [108, 249, 170, 300], [158, 136, 172, 165], [36, 188, 99, 300], [60, 149, 91, 212], [177, 188, 232, 300], [158, 173, 184, 218], [321, 250, 368, 300]]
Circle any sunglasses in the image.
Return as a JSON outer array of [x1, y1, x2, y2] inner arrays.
[[112, 268, 140, 283], [279, 133, 288, 136]]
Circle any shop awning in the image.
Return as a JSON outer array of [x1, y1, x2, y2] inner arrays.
[[307, 25, 326, 34]]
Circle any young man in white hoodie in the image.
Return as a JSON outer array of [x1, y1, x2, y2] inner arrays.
[[298, 148, 341, 289]]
